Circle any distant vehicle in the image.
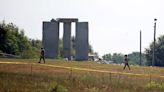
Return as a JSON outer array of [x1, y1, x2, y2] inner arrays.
[[88, 53, 99, 61]]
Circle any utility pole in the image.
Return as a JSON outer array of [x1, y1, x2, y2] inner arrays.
[[152, 18, 157, 66], [140, 30, 142, 65]]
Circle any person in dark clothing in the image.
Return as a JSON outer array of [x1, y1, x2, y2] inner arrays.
[[123, 55, 130, 70], [38, 48, 45, 63]]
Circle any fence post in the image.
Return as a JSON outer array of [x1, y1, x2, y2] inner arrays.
[[102, 73, 105, 84], [31, 64, 32, 76], [70, 67, 73, 80], [117, 74, 121, 84], [149, 75, 152, 83], [109, 73, 112, 81], [70, 67, 73, 92]]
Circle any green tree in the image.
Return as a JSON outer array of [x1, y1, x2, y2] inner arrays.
[[0, 22, 20, 55], [102, 53, 124, 64], [102, 53, 112, 61], [58, 36, 94, 58], [58, 39, 64, 58], [128, 52, 147, 65], [0, 21, 41, 58], [145, 35, 164, 66], [112, 53, 124, 64]]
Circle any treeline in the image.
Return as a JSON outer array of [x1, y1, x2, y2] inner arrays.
[[0, 21, 94, 59], [0, 21, 41, 58], [103, 35, 164, 66], [145, 35, 164, 66], [102, 52, 147, 65]]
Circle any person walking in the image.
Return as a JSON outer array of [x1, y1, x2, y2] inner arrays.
[[123, 54, 130, 70], [38, 48, 45, 63]]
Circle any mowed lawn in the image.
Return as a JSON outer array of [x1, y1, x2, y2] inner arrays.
[[0, 59, 164, 92]]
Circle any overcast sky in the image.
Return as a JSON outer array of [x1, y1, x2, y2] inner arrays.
[[0, 0, 164, 56]]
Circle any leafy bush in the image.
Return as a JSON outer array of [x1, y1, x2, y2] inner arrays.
[[80, 74, 97, 83], [48, 82, 68, 92], [145, 81, 164, 89]]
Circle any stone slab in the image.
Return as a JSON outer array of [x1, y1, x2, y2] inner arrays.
[[56, 18, 78, 22], [42, 21, 59, 58], [75, 22, 89, 60]]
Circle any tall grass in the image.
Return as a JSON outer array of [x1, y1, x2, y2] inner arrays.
[[0, 59, 164, 92]]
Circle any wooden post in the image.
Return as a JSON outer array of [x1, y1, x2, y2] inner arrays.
[[140, 30, 142, 65]]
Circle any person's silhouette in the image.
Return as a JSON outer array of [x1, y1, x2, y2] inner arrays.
[[123, 55, 130, 70], [38, 48, 45, 63]]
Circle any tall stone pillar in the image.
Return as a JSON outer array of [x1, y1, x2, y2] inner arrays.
[[63, 22, 71, 60], [42, 20, 59, 58], [75, 22, 89, 60]]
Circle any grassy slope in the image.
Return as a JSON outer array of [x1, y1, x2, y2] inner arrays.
[[0, 59, 164, 92]]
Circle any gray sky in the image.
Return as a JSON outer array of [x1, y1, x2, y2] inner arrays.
[[0, 0, 164, 56]]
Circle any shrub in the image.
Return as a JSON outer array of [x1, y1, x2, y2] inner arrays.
[[48, 82, 68, 92], [145, 81, 164, 89]]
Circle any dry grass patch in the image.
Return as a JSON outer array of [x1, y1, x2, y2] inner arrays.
[[0, 59, 164, 92]]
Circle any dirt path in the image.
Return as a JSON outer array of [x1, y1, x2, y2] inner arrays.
[[0, 61, 164, 78]]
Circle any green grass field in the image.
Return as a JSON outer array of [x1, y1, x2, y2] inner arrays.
[[0, 59, 164, 92]]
